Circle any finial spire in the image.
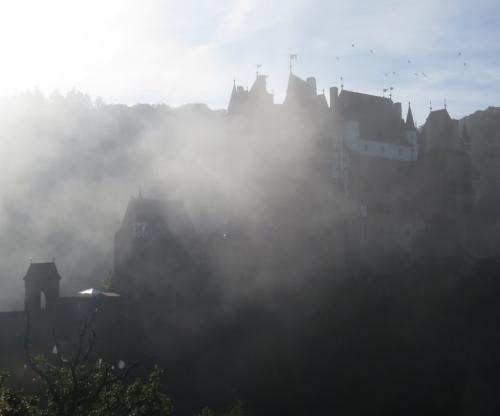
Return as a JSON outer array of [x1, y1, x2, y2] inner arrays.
[[289, 54, 297, 74], [444, 98, 447, 110], [429, 100, 432, 112]]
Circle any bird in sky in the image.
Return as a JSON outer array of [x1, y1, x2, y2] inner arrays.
[[458, 51, 462, 56], [352, 43, 355, 47], [408, 59, 412, 63], [422, 72, 427, 77], [370, 49, 374, 53]]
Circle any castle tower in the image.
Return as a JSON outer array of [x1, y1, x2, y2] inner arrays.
[[23, 261, 61, 312]]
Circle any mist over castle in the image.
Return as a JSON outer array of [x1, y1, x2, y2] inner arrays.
[[0, 65, 479, 309], [0, 56, 499, 413]]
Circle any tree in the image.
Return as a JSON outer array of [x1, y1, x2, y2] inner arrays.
[[0, 371, 40, 416], [0, 313, 173, 416]]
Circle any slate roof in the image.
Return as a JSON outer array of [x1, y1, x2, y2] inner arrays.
[[119, 196, 195, 236], [338, 90, 410, 145], [23, 262, 62, 281]]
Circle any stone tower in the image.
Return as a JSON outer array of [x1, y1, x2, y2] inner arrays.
[[24, 261, 61, 312]]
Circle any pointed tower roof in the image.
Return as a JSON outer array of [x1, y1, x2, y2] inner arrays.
[[23, 261, 62, 282], [405, 102, 415, 129]]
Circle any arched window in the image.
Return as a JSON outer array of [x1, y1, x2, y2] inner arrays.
[[40, 291, 47, 310]]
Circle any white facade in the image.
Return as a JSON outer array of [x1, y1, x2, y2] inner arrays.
[[344, 121, 417, 161]]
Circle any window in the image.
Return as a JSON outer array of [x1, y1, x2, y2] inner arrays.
[[40, 291, 47, 310], [398, 148, 402, 156], [132, 222, 148, 239], [381, 146, 385, 153]]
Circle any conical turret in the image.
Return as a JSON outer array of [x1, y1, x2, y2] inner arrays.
[[405, 102, 416, 129]]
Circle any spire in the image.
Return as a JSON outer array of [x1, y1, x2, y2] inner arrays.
[[406, 102, 415, 129]]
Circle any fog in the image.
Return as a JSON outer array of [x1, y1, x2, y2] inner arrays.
[[1, 69, 500, 414], [0, 84, 339, 310]]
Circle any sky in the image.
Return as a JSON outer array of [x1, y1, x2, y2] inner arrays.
[[0, 0, 499, 123]]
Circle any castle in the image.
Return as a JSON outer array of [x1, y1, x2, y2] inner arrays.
[[226, 70, 473, 260], [0, 70, 474, 371]]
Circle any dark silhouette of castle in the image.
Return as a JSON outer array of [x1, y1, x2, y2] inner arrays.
[[0, 68, 474, 317], [227, 70, 473, 259]]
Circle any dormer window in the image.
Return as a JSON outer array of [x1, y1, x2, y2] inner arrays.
[[132, 222, 148, 239]]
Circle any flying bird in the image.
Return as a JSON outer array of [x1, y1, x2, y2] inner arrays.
[[370, 49, 374, 53], [458, 51, 462, 56], [352, 43, 355, 47], [408, 59, 412, 63], [393, 71, 396, 75], [422, 72, 427, 77], [336, 56, 340, 61], [414, 73, 419, 76], [464, 62, 467, 66]]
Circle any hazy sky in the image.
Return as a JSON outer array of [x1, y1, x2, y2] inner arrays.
[[0, 0, 498, 123]]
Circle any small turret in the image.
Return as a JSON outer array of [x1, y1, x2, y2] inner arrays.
[[24, 261, 61, 312], [227, 81, 238, 115]]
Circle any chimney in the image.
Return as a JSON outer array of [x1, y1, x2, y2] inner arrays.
[[329, 87, 339, 110], [306, 77, 317, 96]]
